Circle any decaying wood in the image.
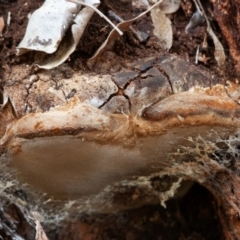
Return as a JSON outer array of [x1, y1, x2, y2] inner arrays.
[[0, 53, 240, 239], [2, 0, 240, 239], [212, 0, 240, 74]]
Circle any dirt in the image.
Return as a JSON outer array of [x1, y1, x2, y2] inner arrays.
[[0, 0, 233, 75], [0, 0, 236, 239]]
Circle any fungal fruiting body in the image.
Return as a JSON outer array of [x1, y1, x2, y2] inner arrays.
[[2, 86, 240, 199]]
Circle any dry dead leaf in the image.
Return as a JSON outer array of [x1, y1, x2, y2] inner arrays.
[[36, 3, 98, 69], [18, 0, 112, 69], [17, 0, 79, 55], [151, 7, 172, 50], [185, 11, 205, 33], [207, 26, 226, 68], [158, 0, 181, 14], [192, 0, 225, 68], [149, 0, 181, 50]]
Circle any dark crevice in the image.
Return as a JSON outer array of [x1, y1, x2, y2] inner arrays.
[[111, 70, 140, 91], [123, 92, 132, 112], [122, 74, 140, 90], [98, 75, 132, 111], [153, 63, 174, 94], [122, 57, 174, 94], [125, 64, 153, 76], [98, 77, 132, 111], [98, 88, 123, 108]]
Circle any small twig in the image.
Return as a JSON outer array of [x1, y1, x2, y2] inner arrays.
[[192, 0, 202, 16], [7, 12, 11, 27], [193, 0, 207, 19], [108, 10, 144, 42], [147, 0, 164, 10], [5, 11, 11, 33], [67, 0, 123, 35], [195, 45, 199, 64]]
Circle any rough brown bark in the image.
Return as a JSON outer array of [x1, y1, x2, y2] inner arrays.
[[212, 0, 240, 74]]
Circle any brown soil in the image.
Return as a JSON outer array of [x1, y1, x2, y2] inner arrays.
[[0, 0, 233, 76], [0, 0, 235, 239]]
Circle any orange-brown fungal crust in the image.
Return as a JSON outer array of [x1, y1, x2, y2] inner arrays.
[[2, 89, 240, 147], [143, 92, 240, 125]]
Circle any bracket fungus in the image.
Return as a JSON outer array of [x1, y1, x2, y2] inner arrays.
[[1, 55, 240, 212], [1, 47, 240, 237], [2, 0, 240, 238]]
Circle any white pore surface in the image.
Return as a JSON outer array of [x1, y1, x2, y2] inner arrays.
[[9, 136, 146, 198], [7, 126, 226, 199]]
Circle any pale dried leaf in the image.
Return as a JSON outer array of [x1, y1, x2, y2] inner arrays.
[[17, 0, 78, 55], [207, 26, 226, 68], [159, 0, 181, 14], [69, 0, 122, 35], [36, 5, 97, 69], [185, 11, 205, 33], [151, 8, 172, 50], [192, 0, 225, 68]]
